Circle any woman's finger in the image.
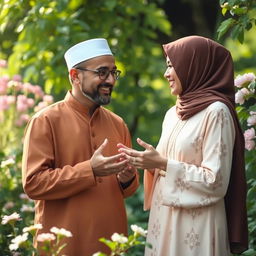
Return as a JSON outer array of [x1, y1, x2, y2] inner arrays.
[[137, 138, 154, 151]]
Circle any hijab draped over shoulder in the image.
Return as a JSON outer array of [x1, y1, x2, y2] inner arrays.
[[163, 36, 248, 254]]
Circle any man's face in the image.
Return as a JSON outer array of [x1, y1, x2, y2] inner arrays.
[[77, 55, 117, 105]]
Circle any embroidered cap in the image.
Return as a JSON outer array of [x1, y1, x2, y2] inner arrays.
[[64, 38, 113, 71]]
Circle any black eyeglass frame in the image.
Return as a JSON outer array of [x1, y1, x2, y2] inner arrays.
[[76, 67, 121, 80]]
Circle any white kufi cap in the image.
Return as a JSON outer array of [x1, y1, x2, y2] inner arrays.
[[64, 38, 113, 71]]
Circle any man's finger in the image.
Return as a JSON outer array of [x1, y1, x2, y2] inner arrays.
[[95, 138, 108, 154], [107, 153, 126, 163]]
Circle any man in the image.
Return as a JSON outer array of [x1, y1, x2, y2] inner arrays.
[[22, 38, 139, 255]]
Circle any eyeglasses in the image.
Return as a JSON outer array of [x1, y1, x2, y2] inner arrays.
[[76, 67, 121, 80]]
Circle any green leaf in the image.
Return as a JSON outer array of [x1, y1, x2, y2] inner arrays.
[[230, 24, 244, 43], [217, 18, 235, 40]]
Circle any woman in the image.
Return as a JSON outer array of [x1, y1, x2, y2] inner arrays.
[[118, 36, 248, 255]]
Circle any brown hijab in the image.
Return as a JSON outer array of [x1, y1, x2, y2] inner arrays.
[[163, 36, 248, 254]]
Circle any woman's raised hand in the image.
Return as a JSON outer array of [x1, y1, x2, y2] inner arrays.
[[117, 138, 167, 171]]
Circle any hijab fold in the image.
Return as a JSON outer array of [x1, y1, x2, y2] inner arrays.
[[163, 36, 248, 254]]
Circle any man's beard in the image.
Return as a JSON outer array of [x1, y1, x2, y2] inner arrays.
[[81, 83, 113, 105]]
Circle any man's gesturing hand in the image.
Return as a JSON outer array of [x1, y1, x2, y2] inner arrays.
[[90, 139, 129, 177]]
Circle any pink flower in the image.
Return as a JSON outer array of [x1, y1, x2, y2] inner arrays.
[[0, 95, 10, 110], [234, 73, 256, 87], [235, 90, 245, 105], [43, 95, 54, 104], [240, 88, 250, 95], [245, 140, 255, 151], [244, 128, 255, 140], [16, 95, 29, 112], [7, 80, 23, 91], [27, 98, 35, 108], [0, 59, 7, 68], [0, 75, 9, 94], [12, 74, 22, 82], [4, 202, 15, 210], [23, 83, 34, 94], [15, 114, 30, 127], [34, 101, 48, 112], [32, 85, 44, 98], [247, 114, 256, 126]]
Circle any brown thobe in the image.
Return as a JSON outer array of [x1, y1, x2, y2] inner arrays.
[[22, 91, 139, 256]]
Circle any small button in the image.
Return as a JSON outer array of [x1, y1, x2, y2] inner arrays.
[[97, 177, 103, 183]]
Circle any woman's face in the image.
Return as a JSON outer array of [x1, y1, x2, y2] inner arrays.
[[164, 56, 182, 96]]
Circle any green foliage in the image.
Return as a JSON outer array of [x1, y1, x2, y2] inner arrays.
[[218, 0, 256, 43], [96, 225, 149, 256]]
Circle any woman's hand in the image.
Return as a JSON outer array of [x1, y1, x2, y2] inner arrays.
[[117, 138, 167, 171]]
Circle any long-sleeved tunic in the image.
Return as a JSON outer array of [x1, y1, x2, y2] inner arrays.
[[22, 91, 139, 256], [144, 101, 235, 256]]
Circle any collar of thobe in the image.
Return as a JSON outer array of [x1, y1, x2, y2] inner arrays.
[[64, 90, 100, 116]]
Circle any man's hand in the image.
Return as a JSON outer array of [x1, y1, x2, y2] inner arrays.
[[117, 165, 137, 184], [91, 139, 129, 177]]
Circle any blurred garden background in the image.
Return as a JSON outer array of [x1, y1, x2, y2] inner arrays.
[[0, 0, 256, 255]]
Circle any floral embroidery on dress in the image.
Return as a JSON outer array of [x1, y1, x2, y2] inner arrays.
[[151, 218, 161, 240], [175, 173, 191, 192], [184, 228, 200, 250], [216, 109, 228, 128], [170, 197, 181, 207], [191, 136, 204, 153], [199, 195, 212, 206], [186, 207, 202, 220], [213, 139, 227, 158], [154, 189, 163, 211], [210, 172, 223, 190]]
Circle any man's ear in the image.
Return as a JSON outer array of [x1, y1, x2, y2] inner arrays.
[[70, 68, 79, 83]]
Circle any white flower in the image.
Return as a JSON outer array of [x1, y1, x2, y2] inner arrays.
[[0, 158, 15, 168], [92, 253, 102, 256], [50, 227, 72, 237], [131, 224, 147, 237], [20, 204, 35, 212], [23, 223, 43, 233], [9, 232, 29, 251], [37, 233, 56, 242], [111, 233, 128, 243], [1, 212, 21, 225], [247, 114, 256, 126]]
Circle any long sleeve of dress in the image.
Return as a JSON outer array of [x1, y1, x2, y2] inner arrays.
[[22, 116, 96, 200], [162, 104, 235, 208]]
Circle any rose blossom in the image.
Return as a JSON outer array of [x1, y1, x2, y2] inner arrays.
[[244, 128, 255, 140], [235, 90, 245, 105], [234, 73, 256, 87], [245, 139, 255, 151], [131, 224, 147, 236]]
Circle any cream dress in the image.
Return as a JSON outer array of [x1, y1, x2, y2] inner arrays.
[[144, 101, 235, 256]]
